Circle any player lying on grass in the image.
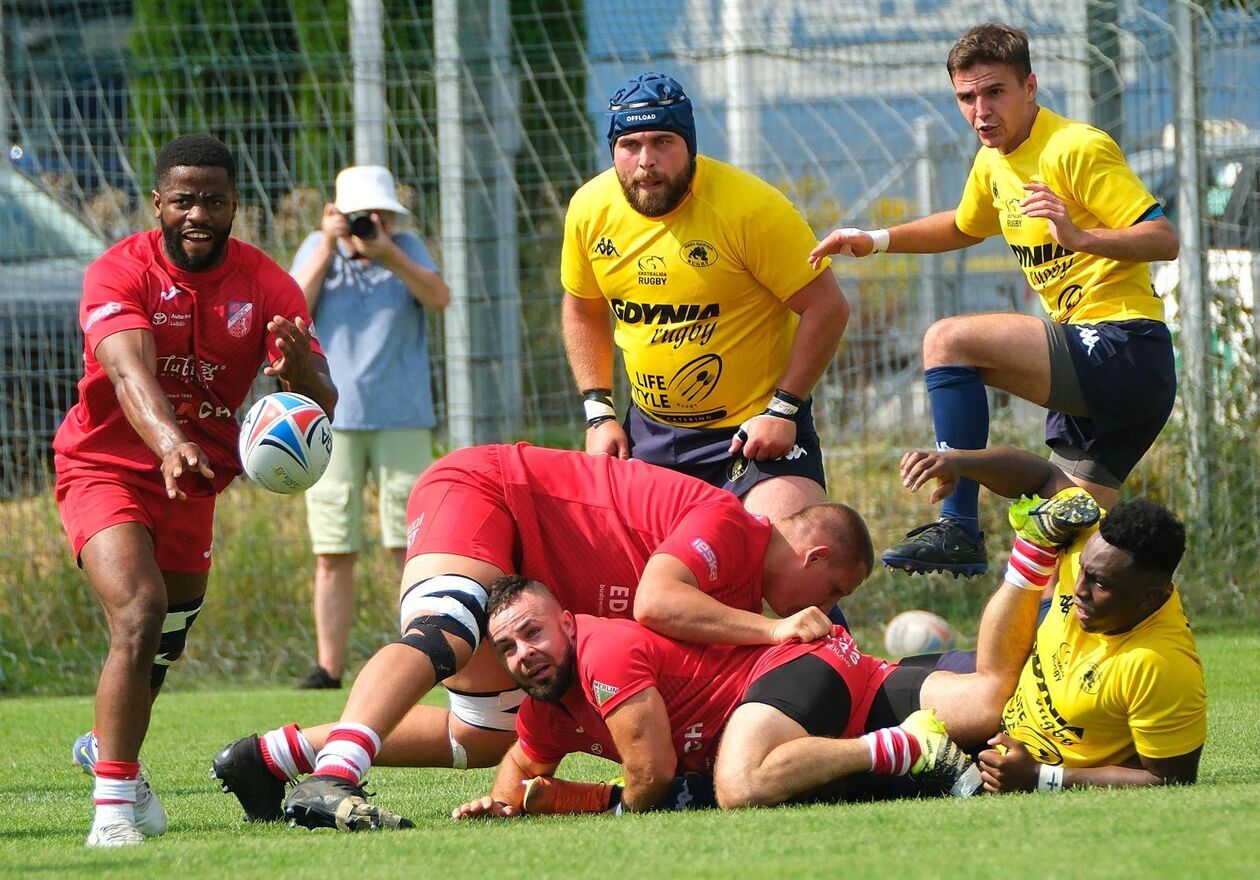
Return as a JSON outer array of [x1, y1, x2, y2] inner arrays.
[[894, 447, 1206, 792], [212, 443, 874, 829], [452, 574, 976, 820]]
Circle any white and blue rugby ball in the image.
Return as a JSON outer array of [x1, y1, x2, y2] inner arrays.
[[238, 392, 332, 494], [883, 609, 957, 657]]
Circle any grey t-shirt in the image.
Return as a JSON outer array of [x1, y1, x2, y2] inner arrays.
[[291, 231, 438, 430]]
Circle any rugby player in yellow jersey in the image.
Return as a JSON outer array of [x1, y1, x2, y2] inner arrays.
[[561, 72, 851, 530], [811, 22, 1180, 578]]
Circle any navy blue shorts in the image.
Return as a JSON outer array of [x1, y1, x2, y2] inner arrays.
[[1044, 318, 1176, 487], [624, 398, 826, 497]]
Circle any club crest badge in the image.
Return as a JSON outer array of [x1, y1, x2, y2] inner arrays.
[[227, 301, 254, 338]]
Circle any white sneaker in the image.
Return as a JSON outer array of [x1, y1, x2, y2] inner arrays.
[[134, 775, 168, 837], [86, 816, 145, 848]]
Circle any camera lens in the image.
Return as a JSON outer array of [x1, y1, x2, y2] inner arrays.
[[347, 211, 377, 240]]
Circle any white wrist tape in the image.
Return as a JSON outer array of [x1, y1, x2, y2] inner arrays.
[[1037, 763, 1065, 792], [583, 398, 616, 422], [832, 227, 889, 257]]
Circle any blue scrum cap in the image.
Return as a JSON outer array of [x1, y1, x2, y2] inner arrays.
[[605, 72, 697, 157]]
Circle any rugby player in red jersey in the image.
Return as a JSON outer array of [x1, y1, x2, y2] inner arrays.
[[211, 443, 873, 829], [57, 135, 336, 848]]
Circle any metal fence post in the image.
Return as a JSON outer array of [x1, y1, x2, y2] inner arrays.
[[350, 0, 387, 166]]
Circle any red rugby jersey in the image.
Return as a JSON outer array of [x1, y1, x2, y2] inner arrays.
[[516, 618, 894, 775], [53, 230, 322, 494], [494, 443, 771, 617]]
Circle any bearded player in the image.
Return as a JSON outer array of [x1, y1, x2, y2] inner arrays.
[[57, 134, 336, 847]]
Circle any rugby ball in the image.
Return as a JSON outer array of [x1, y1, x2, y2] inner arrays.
[[238, 392, 332, 494], [883, 610, 957, 657]]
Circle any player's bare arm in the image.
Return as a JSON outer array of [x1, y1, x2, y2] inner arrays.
[[899, 446, 1074, 503], [451, 742, 553, 820], [561, 291, 628, 458], [95, 328, 214, 500], [1019, 183, 1179, 261], [263, 315, 338, 419], [977, 733, 1201, 792], [604, 688, 677, 811], [634, 554, 831, 645], [809, 210, 982, 267], [729, 271, 849, 461]]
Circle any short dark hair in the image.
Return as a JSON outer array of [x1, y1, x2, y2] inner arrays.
[[790, 502, 875, 580], [947, 21, 1032, 81], [487, 574, 553, 620], [1098, 499, 1186, 578], [155, 135, 236, 186]]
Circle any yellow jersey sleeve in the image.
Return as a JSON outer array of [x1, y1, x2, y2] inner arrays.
[[560, 179, 605, 299], [1118, 647, 1208, 760], [734, 181, 831, 302], [954, 153, 1003, 239], [1044, 126, 1160, 229]]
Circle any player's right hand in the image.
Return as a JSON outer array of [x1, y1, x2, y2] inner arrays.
[[809, 227, 874, 268], [451, 796, 518, 820], [585, 419, 630, 459], [161, 441, 215, 500], [899, 449, 960, 503], [319, 203, 349, 242], [770, 606, 833, 644]]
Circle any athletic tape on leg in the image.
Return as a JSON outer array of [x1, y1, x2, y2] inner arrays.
[[399, 574, 488, 648], [398, 625, 460, 681], [447, 688, 526, 732], [151, 596, 204, 690]]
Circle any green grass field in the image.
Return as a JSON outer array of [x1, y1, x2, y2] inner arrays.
[[1, 632, 1257, 879]]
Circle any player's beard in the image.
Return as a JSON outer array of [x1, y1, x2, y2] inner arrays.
[[618, 157, 695, 217], [161, 219, 233, 272], [518, 642, 576, 702]]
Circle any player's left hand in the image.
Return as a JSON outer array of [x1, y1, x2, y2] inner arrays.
[[977, 732, 1039, 793], [1020, 183, 1084, 251], [264, 315, 317, 383], [899, 449, 960, 502], [729, 414, 796, 461], [451, 796, 519, 820]]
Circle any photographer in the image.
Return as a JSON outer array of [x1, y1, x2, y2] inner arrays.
[[290, 164, 450, 690]]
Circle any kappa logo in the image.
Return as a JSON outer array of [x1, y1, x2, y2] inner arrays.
[[1077, 326, 1101, 356], [593, 680, 619, 706], [680, 240, 717, 267], [160, 284, 180, 301], [592, 236, 620, 258], [781, 445, 807, 461]]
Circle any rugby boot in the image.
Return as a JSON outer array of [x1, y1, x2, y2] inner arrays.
[[85, 816, 145, 848], [211, 734, 286, 822], [284, 775, 414, 832], [882, 519, 987, 577], [1009, 487, 1101, 549], [900, 708, 975, 794], [72, 731, 168, 837], [521, 776, 620, 815]]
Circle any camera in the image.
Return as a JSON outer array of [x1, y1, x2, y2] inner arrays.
[[346, 211, 377, 240]]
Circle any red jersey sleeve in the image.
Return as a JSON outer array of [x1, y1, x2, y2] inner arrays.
[[576, 619, 659, 718], [80, 256, 153, 353], [255, 255, 324, 363], [650, 500, 769, 613], [514, 698, 570, 767]]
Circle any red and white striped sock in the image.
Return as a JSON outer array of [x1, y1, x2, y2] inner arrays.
[[311, 723, 381, 785], [93, 759, 139, 824], [1006, 537, 1059, 592], [860, 726, 923, 776], [259, 723, 316, 783]]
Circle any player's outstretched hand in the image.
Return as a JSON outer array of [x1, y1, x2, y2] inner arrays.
[[1020, 183, 1083, 251], [809, 227, 875, 268], [451, 796, 519, 820], [729, 414, 796, 461], [899, 449, 960, 503], [585, 419, 630, 459], [977, 732, 1039, 794], [264, 315, 317, 383], [160, 441, 215, 500], [771, 606, 833, 644]]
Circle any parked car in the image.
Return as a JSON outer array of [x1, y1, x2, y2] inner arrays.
[[0, 164, 106, 496]]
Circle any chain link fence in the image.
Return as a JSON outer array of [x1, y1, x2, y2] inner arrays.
[[1, 0, 1255, 693]]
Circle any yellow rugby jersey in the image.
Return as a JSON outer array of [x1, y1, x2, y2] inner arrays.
[[561, 156, 828, 428], [1001, 528, 1207, 768], [955, 107, 1166, 324]]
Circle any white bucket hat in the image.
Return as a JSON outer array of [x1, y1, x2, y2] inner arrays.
[[334, 165, 410, 215]]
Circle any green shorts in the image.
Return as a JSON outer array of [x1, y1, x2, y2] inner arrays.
[[305, 427, 434, 554]]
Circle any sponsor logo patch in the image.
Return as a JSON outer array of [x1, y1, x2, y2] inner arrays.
[[85, 301, 122, 331], [593, 680, 619, 706], [690, 538, 719, 582]]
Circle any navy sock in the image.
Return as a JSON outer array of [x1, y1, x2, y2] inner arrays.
[[924, 365, 988, 538]]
